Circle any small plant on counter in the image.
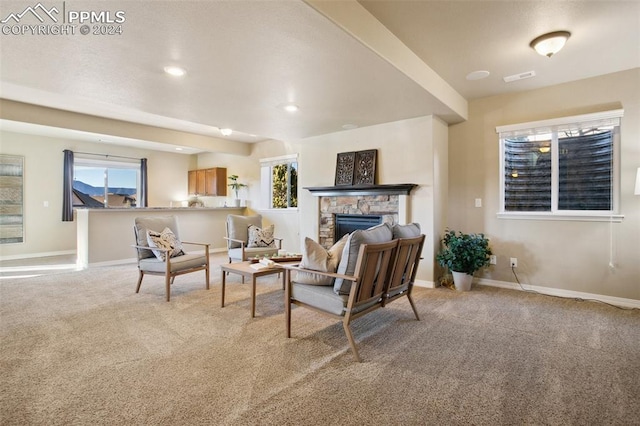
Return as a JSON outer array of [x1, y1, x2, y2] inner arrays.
[[227, 175, 247, 200]]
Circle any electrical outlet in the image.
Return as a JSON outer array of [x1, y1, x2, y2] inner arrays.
[[510, 257, 518, 268], [489, 255, 497, 265]]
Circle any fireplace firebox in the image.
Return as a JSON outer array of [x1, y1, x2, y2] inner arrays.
[[335, 214, 382, 241]]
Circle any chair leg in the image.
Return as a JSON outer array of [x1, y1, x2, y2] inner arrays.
[[407, 294, 420, 321], [136, 270, 144, 293], [205, 247, 210, 290], [285, 273, 292, 338], [342, 321, 362, 363], [165, 274, 171, 302]]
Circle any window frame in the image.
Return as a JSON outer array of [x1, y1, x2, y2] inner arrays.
[[496, 109, 624, 222], [73, 156, 141, 208], [259, 154, 299, 210]]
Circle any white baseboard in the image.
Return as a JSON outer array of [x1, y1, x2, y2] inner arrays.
[[413, 276, 638, 309], [414, 279, 436, 289], [476, 277, 640, 309], [0, 250, 76, 261]]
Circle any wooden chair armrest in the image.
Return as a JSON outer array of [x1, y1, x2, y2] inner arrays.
[[181, 241, 211, 247], [223, 237, 246, 246], [283, 264, 359, 282], [132, 244, 169, 253]]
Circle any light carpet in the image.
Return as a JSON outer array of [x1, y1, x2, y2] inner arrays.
[[1, 261, 638, 425]]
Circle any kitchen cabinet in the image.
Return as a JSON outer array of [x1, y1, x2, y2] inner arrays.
[[188, 167, 227, 196]]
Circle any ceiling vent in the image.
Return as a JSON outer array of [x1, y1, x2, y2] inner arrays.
[[503, 71, 536, 83]]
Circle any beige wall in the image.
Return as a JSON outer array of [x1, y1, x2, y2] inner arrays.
[[196, 140, 301, 254], [293, 115, 443, 284], [0, 131, 193, 258], [448, 68, 640, 300], [196, 116, 443, 283]]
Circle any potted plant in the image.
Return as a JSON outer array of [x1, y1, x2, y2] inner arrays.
[[228, 174, 247, 207], [436, 229, 492, 291]]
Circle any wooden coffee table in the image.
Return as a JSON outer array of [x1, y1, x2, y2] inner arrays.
[[220, 261, 296, 318]]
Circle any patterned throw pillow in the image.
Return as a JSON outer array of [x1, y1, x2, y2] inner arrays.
[[147, 227, 184, 261], [247, 224, 276, 248]]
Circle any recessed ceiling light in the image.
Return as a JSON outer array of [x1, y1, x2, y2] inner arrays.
[[466, 70, 490, 81], [175, 147, 183, 151], [164, 66, 186, 77], [278, 103, 299, 113], [220, 128, 233, 136]]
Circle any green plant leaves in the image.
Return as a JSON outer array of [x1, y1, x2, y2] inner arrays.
[[436, 229, 492, 275]]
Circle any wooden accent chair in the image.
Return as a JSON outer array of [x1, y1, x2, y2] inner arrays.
[[133, 215, 210, 302], [285, 239, 399, 362], [383, 235, 426, 320], [224, 214, 282, 264]]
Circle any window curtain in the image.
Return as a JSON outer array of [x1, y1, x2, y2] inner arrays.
[[62, 149, 74, 221], [140, 158, 148, 208]]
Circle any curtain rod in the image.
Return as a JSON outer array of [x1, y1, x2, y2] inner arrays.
[[65, 150, 144, 161]]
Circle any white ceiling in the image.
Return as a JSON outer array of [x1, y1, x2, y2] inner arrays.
[[1, 0, 638, 153]]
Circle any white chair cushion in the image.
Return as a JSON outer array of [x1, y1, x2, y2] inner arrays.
[[333, 222, 393, 295], [392, 222, 421, 238], [134, 215, 180, 259], [138, 253, 207, 273], [228, 247, 279, 261], [291, 284, 348, 316], [226, 215, 262, 248]]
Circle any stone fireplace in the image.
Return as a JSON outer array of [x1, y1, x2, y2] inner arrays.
[[305, 184, 417, 249]]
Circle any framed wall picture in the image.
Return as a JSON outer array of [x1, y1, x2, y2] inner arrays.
[[334, 151, 355, 186], [354, 149, 377, 185], [0, 154, 24, 244]]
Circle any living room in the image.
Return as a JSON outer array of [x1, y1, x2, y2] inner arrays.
[[1, 1, 639, 423]]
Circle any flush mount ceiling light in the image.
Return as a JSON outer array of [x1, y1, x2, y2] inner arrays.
[[530, 31, 571, 58], [220, 128, 233, 136], [163, 66, 186, 77], [278, 103, 299, 113]]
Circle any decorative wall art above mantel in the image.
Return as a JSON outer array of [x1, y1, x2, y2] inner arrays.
[[334, 149, 377, 186]]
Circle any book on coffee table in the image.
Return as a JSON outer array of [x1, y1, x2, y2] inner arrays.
[[250, 255, 302, 264]]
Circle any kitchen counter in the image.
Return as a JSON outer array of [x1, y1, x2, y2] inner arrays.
[[76, 207, 245, 267], [79, 207, 244, 211]]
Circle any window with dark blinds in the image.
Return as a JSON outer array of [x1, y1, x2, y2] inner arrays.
[[504, 138, 551, 211], [498, 110, 622, 218], [558, 131, 612, 210]]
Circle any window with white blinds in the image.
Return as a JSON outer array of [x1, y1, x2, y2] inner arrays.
[[497, 110, 623, 219]]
